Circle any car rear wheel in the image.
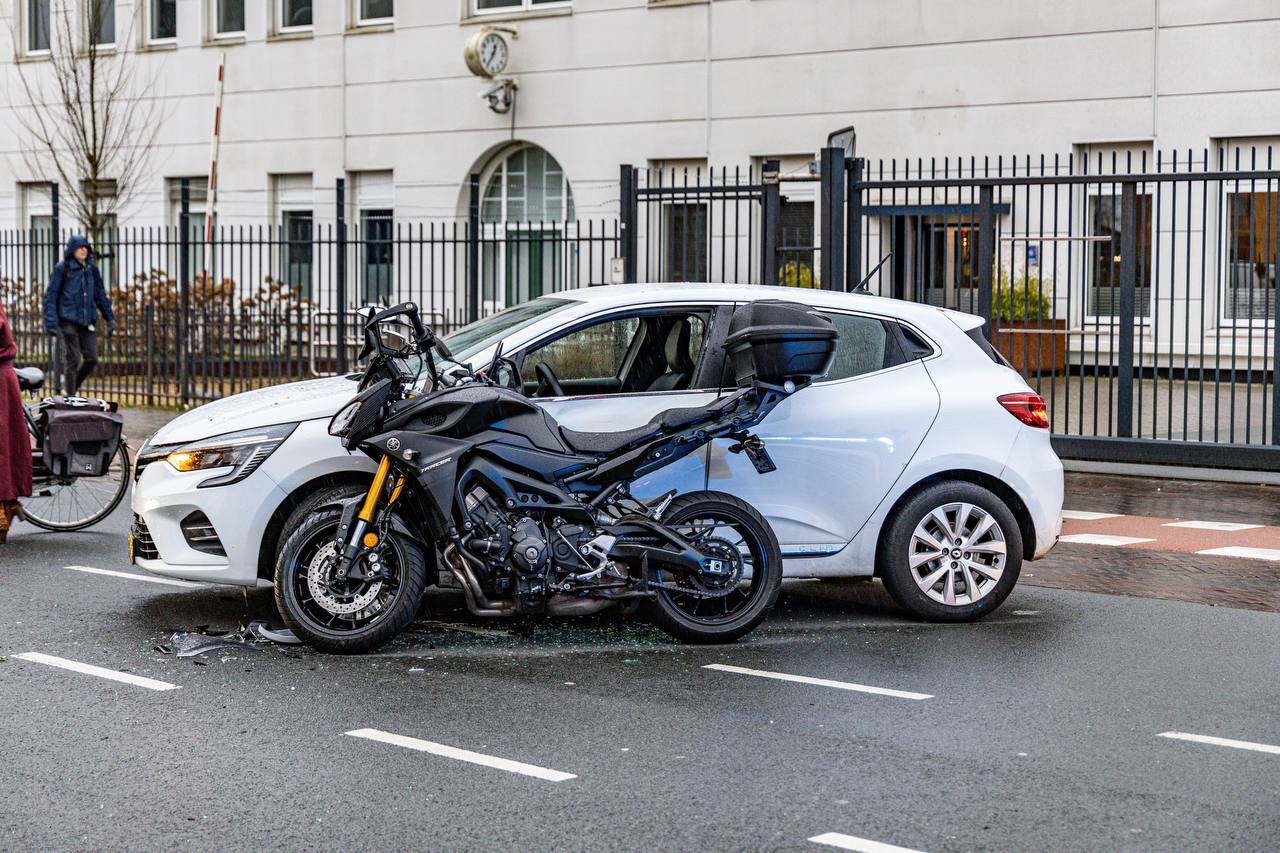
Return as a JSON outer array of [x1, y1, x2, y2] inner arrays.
[[877, 481, 1022, 622]]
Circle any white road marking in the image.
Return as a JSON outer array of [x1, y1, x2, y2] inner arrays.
[[14, 652, 180, 691], [1061, 510, 1122, 521], [1194, 546, 1280, 561], [344, 728, 576, 781], [809, 832, 926, 852], [1058, 533, 1155, 547], [702, 664, 932, 701], [1162, 520, 1263, 532], [1158, 731, 1280, 756], [66, 565, 203, 588]]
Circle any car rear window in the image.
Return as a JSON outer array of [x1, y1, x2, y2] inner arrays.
[[965, 326, 1012, 367]]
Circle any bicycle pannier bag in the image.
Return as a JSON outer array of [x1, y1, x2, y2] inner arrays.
[[39, 397, 124, 478]]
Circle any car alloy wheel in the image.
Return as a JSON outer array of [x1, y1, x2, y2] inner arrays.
[[908, 501, 1006, 606]]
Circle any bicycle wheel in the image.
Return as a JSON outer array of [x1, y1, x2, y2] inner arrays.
[[23, 443, 132, 531]]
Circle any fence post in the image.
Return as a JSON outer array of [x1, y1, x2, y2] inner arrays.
[[762, 159, 781, 286], [179, 179, 191, 407], [845, 158, 863, 292], [977, 184, 995, 341], [49, 182, 62, 392], [819, 147, 845, 291], [335, 177, 348, 374], [620, 164, 638, 283], [1116, 181, 1137, 439], [468, 173, 480, 322]]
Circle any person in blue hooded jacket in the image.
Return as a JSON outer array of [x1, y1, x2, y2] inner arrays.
[[43, 235, 114, 395]]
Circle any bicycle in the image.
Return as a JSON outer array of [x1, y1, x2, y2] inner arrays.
[[15, 366, 131, 531]]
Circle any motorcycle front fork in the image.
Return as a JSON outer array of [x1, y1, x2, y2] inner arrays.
[[338, 455, 405, 580]]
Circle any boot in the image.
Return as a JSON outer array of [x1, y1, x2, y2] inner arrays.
[[0, 503, 10, 545]]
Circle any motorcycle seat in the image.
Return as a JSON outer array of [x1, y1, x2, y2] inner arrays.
[[15, 366, 44, 392], [557, 400, 729, 455]]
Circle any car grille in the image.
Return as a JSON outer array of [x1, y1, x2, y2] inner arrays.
[[131, 514, 160, 561], [180, 511, 226, 557]]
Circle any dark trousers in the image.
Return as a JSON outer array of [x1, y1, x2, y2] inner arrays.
[[58, 322, 98, 395]]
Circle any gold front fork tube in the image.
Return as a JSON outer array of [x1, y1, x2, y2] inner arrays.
[[359, 456, 393, 523]]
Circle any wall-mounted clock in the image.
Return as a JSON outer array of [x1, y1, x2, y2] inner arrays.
[[465, 29, 510, 79]]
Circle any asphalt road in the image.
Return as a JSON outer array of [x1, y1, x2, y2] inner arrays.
[[2, 501, 1278, 852]]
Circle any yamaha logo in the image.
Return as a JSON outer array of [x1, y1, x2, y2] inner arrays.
[[387, 438, 401, 451]]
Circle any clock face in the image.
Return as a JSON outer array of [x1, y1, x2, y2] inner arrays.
[[479, 32, 508, 77]]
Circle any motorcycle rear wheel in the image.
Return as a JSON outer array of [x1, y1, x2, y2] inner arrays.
[[645, 491, 783, 644], [274, 507, 428, 654]]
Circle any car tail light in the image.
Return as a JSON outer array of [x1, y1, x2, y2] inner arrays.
[[998, 392, 1049, 428]]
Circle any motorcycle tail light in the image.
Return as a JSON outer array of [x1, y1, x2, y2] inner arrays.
[[998, 392, 1049, 429]]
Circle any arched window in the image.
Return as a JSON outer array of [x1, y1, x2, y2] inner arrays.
[[479, 145, 576, 308]]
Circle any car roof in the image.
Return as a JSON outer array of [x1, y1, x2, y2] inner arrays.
[[559, 282, 984, 331]]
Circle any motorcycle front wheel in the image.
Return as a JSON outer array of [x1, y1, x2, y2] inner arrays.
[[645, 491, 783, 644], [274, 507, 428, 654]]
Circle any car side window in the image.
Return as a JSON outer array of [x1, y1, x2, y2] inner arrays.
[[519, 309, 714, 398], [818, 312, 892, 381]]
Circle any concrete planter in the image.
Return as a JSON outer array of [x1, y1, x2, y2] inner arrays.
[[992, 320, 1067, 375]]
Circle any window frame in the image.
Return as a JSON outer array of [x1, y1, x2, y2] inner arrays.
[[1082, 186, 1155, 325], [513, 303, 728, 400], [277, 0, 314, 33], [211, 0, 247, 39], [472, 0, 572, 17], [147, 0, 178, 45], [355, 0, 394, 26], [24, 0, 52, 56]]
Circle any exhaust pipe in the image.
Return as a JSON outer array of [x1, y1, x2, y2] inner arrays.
[[444, 542, 513, 617]]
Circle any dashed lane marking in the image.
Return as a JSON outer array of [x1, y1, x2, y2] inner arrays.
[[1061, 510, 1122, 521], [1162, 520, 1263, 532], [809, 832, 927, 852], [66, 565, 204, 588], [1158, 731, 1280, 756], [1058, 533, 1156, 547], [1193, 546, 1280, 561], [345, 729, 577, 782], [702, 664, 932, 700], [13, 652, 180, 692]]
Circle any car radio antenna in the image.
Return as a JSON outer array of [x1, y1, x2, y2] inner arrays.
[[487, 340, 505, 382], [851, 252, 892, 294]]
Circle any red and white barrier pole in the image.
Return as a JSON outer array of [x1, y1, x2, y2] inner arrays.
[[205, 52, 226, 246]]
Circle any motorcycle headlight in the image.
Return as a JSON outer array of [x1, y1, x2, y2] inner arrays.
[[329, 400, 361, 437], [166, 423, 298, 488]]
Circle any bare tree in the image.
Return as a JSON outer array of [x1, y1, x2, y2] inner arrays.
[[12, 0, 166, 241]]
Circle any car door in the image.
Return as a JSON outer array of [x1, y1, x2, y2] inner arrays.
[[707, 308, 941, 553], [515, 304, 732, 501]]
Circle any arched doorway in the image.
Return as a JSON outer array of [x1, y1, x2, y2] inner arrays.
[[478, 144, 576, 307]]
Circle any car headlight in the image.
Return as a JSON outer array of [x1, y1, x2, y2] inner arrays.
[[166, 423, 298, 488], [329, 400, 361, 437]]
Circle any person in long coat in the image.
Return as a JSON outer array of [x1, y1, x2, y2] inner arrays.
[[0, 300, 32, 543]]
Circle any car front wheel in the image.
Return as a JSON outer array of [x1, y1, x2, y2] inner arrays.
[[877, 481, 1023, 622]]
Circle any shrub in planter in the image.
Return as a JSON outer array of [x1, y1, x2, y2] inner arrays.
[[992, 269, 1066, 375]]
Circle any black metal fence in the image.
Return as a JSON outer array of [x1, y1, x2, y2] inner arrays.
[[4, 178, 619, 409], [846, 148, 1280, 470]]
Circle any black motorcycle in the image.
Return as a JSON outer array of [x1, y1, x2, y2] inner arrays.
[[274, 299, 837, 653]]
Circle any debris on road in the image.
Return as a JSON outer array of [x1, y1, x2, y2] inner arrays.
[[161, 621, 303, 658]]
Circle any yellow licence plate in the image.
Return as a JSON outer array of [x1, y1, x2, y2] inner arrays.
[[128, 533, 135, 564]]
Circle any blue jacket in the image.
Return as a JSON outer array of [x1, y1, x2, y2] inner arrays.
[[44, 235, 114, 331]]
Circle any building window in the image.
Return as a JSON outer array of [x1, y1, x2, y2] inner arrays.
[[214, 0, 246, 36], [663, 203, 708, 283], [27, 0, 51, 53], [361, 210, 394, 304], [91, 0, 115, 46], [1226, 191, 1278, 322], [1087, 192, 1152, 319], [358, 0, 393, 24], [279, 0, 312, 30], [474, 0, 569, 15], [480, 145, 576, 306], [148, 0, 176, 42], [30, 214, 55, 288], [280, 211, 314, 298]]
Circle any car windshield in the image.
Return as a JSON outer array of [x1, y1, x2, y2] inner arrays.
[[440, 296, 578, 362]]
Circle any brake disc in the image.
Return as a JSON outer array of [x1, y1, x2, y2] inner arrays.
[[306, 541, 382, 615]]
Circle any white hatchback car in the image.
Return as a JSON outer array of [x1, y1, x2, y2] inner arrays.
[[131, 284, 1062, 621]]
